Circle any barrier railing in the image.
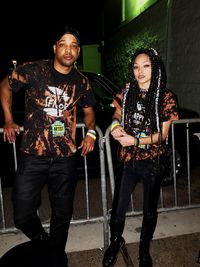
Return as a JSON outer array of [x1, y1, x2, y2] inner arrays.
[[1, 118, 200, 250], [104, 118, 200, 218]]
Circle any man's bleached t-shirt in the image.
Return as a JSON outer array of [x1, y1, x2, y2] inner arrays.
[[8, 59, 96, 157]]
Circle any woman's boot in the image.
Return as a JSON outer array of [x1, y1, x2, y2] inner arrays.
[[103, 236, 125, 267], [138, 215, 157, 267], [103, 217, 125, 267], [139, 239, 152, 267]]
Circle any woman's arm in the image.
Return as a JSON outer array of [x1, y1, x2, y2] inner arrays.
[[115, 120, 172, 147]]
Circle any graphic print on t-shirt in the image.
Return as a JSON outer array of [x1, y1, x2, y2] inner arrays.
[[133, 101, 145, 126], [44, 86, 71, 117]]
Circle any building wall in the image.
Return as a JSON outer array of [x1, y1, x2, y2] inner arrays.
[[168, 0, 200, 114], [82, 44, 102, 74], [102, 0, 200, 115]]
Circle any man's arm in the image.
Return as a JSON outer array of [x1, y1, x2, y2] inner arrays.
[[0, 76, 20, 143], [78, 106, 96, 157], [0, 77, 13, 124], [83, 106, 96, 130]]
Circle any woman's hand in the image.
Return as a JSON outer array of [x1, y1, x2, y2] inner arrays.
[[115, 133, 135, 147], [111, 125, 126, 139]]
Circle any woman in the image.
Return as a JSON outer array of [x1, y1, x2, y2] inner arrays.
[[103, 48, 179, 267]]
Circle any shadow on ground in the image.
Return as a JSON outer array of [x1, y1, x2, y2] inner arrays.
[[68, 232, 200, 267]]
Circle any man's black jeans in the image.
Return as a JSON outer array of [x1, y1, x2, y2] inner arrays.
[[12, 152, 78, 250]]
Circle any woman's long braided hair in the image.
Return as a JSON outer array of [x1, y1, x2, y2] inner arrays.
[[124, 48, 167, 139]]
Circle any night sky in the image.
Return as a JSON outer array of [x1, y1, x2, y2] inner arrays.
[[0, 1, 106, 75]]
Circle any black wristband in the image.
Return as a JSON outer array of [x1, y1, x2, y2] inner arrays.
[[135, 137, 140, 147]]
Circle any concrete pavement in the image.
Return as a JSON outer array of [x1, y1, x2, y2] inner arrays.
[[0, 208, 200, 266]]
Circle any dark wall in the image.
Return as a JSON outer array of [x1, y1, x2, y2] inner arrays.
[[168, 0, 200, 114]]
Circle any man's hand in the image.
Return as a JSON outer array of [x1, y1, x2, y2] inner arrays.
[[3, 121, 20, 143], [78, 135, 96, 157]]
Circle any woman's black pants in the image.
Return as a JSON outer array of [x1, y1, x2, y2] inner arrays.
[[110, 159, 164, 243]]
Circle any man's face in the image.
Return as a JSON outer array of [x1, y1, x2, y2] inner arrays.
[[53, 33, 80, 68]]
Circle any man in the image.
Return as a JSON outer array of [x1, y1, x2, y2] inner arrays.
[[0, 26, 96, 265]]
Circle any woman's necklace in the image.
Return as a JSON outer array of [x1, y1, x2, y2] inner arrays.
[[139, 88, 148, 93], [139, 88, 148, 99]]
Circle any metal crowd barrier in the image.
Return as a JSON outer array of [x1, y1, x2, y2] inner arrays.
[[104, 118, 200, 219], [1, 119, 200, 250], [0, 124, 109, 248]]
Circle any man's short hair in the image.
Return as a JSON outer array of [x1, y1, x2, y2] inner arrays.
[[54, 26, 81, 46]]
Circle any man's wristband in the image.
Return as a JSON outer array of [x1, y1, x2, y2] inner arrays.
[[86, 132, 96, 140], [87, 129, 96, 135]]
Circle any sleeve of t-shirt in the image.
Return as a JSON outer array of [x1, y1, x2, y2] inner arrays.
[[112, 88, 124, 117], [79, 85, 97, 108], [8, 62, 31, 92], [162, 90, 179, 122]]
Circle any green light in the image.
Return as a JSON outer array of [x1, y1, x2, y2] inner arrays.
[[124, 0, 158, 23], [137, 0, 148, 8]]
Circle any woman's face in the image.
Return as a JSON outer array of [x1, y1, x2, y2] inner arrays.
[[133, 53, 152, 90]]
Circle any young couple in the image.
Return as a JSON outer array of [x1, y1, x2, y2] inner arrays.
[[0, 26, 178, 267]]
